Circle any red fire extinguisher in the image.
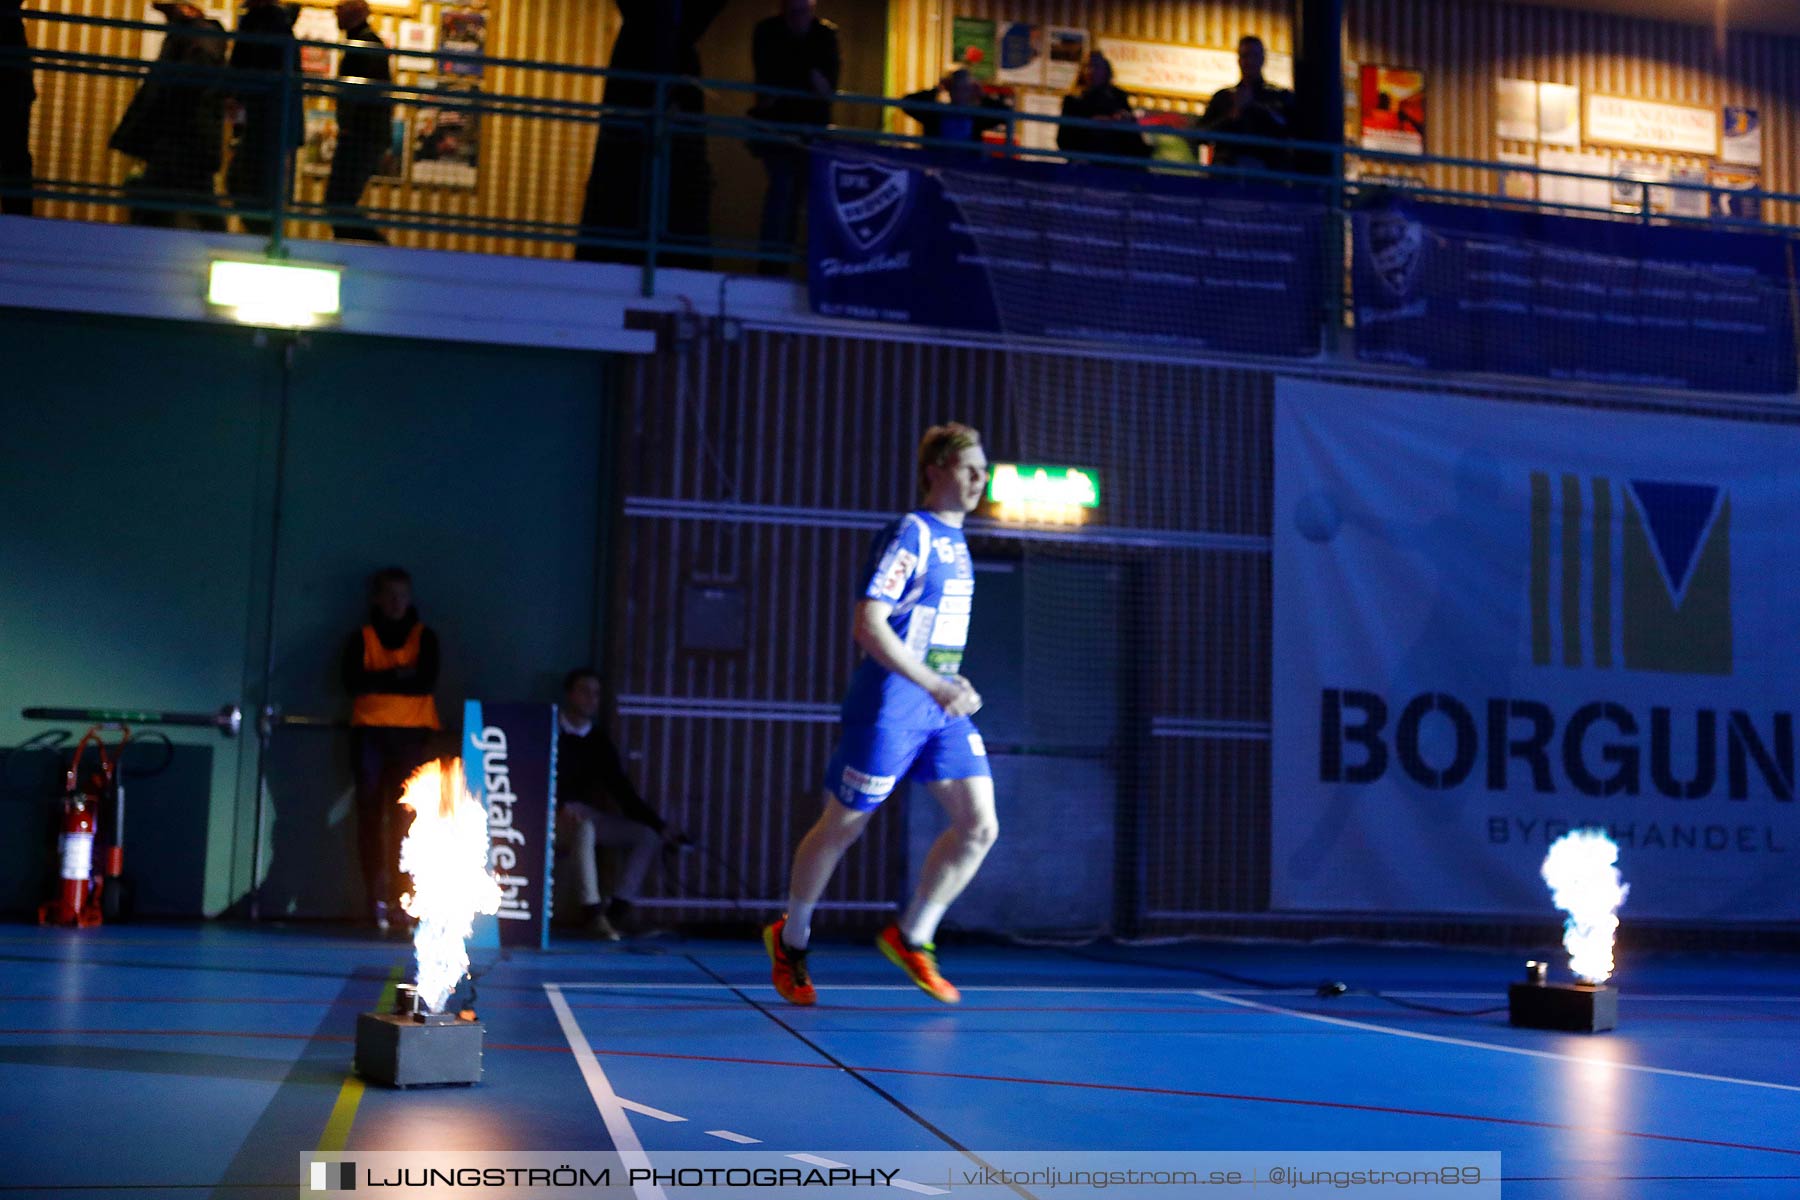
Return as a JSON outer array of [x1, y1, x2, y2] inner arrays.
[[39, 726, 129, 928]]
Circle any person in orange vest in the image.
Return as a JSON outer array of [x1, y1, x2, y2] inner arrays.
[[341, 566, 441, 932]]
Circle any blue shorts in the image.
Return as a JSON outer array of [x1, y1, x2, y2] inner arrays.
[[824, 719, 991, 811]]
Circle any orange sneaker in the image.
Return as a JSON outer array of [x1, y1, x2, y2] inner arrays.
[[875, 923, 961, 1003], [763, 917, 816, 1006]]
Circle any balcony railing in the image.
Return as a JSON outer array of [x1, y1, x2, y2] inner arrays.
[[1, 11, 1794, 306]]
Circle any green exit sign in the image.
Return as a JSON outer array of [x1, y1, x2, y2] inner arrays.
[[987, 463, 1101, 509]]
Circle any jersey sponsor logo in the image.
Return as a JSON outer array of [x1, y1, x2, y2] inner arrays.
[[926, 647, 964, 675], [877, 548, 917, 600], [954, 542, 973, 577], [930, 612, 970, 648], [942, 578, 975, 596], [967, 732, 987, 757], [938, 593, 973, 616], [840, 765, 898, 795], [933, 536, 957, 564]]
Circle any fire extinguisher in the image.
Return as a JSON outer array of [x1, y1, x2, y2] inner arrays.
[[39, 726, 129, 928]]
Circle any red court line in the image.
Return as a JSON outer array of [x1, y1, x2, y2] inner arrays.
[[6, 1027, 1794, 1159], [491, 1041, 1800, 1159]]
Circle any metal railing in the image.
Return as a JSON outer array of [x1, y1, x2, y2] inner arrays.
[[2, 10, 1796, 297]]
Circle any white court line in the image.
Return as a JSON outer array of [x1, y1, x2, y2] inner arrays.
[[543, 983, 667, 1200], [549, 981, 1800, 1002], [619, 1098, 687, 1123], [788, 1154, 947, 1196], [706, 1130, 762, 1144], [1196, 989, 1800, 1094]]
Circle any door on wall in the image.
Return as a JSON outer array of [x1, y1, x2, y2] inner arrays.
[[906, 553, 1125, 938], [252, 331, 610, 920]]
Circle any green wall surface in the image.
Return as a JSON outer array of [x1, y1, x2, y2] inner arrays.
[[0, 309, 615, 919]]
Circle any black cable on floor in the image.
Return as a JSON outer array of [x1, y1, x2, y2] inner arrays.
[[1055, 945, 1511, 1018]]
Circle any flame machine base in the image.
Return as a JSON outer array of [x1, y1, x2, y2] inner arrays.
[[1508, 981, 1618, 1033], [354, 1010, 485, 1087]]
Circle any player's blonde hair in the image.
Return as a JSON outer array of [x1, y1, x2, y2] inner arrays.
[[917, 422, 983, 496]]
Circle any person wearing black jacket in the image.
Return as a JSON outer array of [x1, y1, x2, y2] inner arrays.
[[225, 0, 299, 234], [0, 0, 34, 217], [1057, 53, 1148, 165], [574, 0, 729, 267], [1197, 36, 1295, 171], [324, 0, 393, 242], [109, 3, 229, 229], [901, 68, 1011, 146], [555, 668, 679, 940], [749, 0, 839, 275], [342, 567, 442, 932]]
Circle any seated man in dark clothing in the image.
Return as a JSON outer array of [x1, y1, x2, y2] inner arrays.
[[900, 67, 1011, 146], [1056, 52, 1148, 163], [555, 668, 680, 939], [1197, 35, 1295, 171]]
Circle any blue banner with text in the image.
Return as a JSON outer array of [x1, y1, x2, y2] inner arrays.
[[808, 149, 1327, 359], [1353, 196, 1797, 394]]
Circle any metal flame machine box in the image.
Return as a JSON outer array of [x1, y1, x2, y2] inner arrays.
[[355, 1010, 485, 1087], [1507, 981, 1618, 1033]]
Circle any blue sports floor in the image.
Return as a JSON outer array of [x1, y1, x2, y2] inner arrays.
[[1, 925, 1797, 1198]]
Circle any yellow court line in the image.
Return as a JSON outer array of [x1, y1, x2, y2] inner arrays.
[[316, 965, 403, 1154]]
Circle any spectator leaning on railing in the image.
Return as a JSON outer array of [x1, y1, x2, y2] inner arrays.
[[0, 0, 34, 217], [749, 0, 840, 277], [1197, 35, 1295, 171], [901, 67, 1011, 146], [1056, 52, 1149, 165], [225, 0, 300, 236]]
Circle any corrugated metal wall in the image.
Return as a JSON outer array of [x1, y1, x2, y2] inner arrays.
[[888, 0, 1800, 219], [24, 0, 618, 254], [24, 0, 1800, 247], [613, 318, 1284, 929]]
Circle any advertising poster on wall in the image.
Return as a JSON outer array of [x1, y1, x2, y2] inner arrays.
[[1722, 106, 1762, 166], [292, 4, 339, 76], [1095, 38, 1292, 100], [1497, 148, 1535, 200], [1360, 65, 1425, 156], [996, 22, 1044, 87], [1495, 78, 1537, 141], [1711, 164, 1762, 221], [1045, 27, 1088, 92], [440, 4, 489, 79], [302, 105, 406, 180], [397, 19, 437, 74], [1586, 94, 1716, 156], [1016, 91, 1062, 152], [952, 17, 997, 82], [1537, 82, 1580, 146], [412, 93, 481, 188], [1273, 379, 1800, 917], [1538, 147, 1612, 209]]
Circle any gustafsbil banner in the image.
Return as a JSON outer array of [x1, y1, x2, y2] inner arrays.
[[808, 148, 1327, 359], [1272, 379, 1799, 918], [462, 701, 557, 948], [1353, 195, 1797, 394]]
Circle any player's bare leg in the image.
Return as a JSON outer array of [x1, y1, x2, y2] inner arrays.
[[879, 775, 998, 1003], [766, 794, 875, 1004]]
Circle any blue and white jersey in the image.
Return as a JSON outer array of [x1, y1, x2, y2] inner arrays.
[[840, 511, 976, 729]]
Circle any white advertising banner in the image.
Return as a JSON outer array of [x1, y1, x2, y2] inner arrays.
[[1272, 379, 1800, 919], [1095, 37, 1292, 101], [1584, 93, 1716, 155]]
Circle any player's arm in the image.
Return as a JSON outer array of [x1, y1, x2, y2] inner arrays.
[[853, 599, 981, 717]]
